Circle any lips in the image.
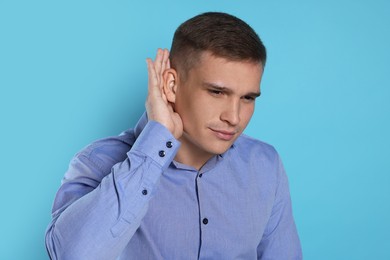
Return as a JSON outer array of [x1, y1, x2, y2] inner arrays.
[[209, 128, 237, 141]]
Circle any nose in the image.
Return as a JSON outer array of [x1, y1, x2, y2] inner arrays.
[[220, 99, 240, 126]]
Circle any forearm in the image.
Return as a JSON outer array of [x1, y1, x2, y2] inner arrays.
[[45, 121, 179, 260]]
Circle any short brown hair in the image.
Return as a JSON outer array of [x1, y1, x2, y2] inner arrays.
[[170, 12, 267, 79]]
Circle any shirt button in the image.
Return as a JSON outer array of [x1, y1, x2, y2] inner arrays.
[[159, 150, 166, 157], [202, 218, 208, 225], [142, 189, 148, 195], [199, 173, 203, 178], [166, 141, 173, 148]]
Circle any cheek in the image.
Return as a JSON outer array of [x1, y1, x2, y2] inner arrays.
[[176, 98, 205, 127], [184, 102, 215, 134], [174, 90, 193, 116], [182, 93, 212, 116], [241, 105, 255, 124]]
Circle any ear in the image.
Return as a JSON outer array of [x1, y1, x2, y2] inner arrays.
[[163, 68, 178, 103]]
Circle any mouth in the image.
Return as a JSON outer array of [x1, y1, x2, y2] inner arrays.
[[209, 128, 237, 141]]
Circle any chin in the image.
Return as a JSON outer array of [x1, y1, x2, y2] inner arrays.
[[203, 142, 233, 155]]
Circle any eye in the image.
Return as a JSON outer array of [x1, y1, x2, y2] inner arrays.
[[242, 95, 256, 102], [208, 89, 224, 96]]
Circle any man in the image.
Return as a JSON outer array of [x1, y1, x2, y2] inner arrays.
[[45, 12, 302, 259]]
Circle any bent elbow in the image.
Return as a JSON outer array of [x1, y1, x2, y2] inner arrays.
[[45, 224, 59, 260]]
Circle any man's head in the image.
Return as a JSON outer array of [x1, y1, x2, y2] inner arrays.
[[163, 12, 266, 168], [170, 12, 266, 80]]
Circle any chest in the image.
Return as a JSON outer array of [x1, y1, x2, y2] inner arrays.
[[124, 165, 277, 259]]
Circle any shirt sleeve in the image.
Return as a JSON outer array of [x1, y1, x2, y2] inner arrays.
[[45, 121, 180, 260], [257, 155, 302, 260]]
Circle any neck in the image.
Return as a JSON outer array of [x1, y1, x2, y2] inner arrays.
[[174, 134, 214, 171]]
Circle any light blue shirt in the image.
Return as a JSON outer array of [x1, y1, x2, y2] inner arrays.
[[45, 113, 302, 259]]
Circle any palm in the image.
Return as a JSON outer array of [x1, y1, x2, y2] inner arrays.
[[145, 49, 183, 139]]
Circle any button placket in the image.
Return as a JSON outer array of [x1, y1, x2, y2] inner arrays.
[[198, 172, 210, 221]]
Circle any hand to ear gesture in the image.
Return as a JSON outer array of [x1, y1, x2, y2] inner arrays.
[[146, 49, 183, 139]]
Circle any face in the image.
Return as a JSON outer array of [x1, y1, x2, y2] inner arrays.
[[173, 51, 263, 163]]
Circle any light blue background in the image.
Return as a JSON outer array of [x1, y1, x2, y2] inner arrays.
[[1, 0, 389, 259]]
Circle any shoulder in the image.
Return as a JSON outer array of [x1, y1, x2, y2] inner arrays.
[[233, 134, 280, 163], [222, 135, 287, 201], [73, 129, 136, 174], [230, 134, 284, 181]]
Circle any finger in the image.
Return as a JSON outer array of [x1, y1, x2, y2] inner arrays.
[[146, 58, 159, 94], [146, 58, 157, 83], [161, 49, 169, 73], [167, 58, 171, 69], [154, 48, 164, 78], [165, 50, 170, 69]]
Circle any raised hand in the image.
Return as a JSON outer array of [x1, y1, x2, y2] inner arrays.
[[145, 49, 183, 139]]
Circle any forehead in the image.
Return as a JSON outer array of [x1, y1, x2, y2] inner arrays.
[[187, 51, 263, 92]]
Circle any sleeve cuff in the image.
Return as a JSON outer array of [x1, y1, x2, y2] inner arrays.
[[128, 120, 180, 169]]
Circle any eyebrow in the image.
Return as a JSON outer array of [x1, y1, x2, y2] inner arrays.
[[202, 82, 261, 97]]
